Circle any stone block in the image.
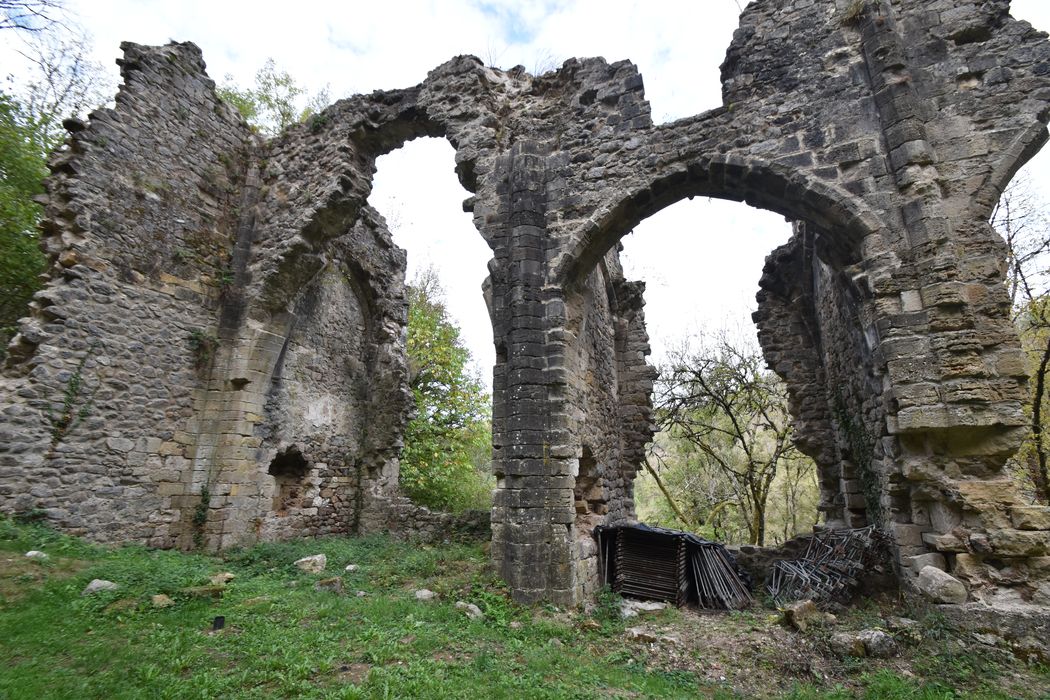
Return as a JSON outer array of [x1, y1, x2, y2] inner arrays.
[[892, 522, 926, 547], [953, 553, 988, 584], [956, 480, 1020, 508], [988, 530, 1050, 557], [906, 552, 946, 572], [1010, 506, 1050, 531], [921, 531, 966, 552], [917, 565, 968, 604]]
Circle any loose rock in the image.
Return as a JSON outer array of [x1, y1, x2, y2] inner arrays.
[[314, 577, 344, 594], [829, 631, 867, 658], [781, 599, 832, 632], [626, 627, 658, 643], [294, 554, 327, 574], [414, 589, 437, 601], [620, 599, 667, 619], [917, 565, 968, 604], [455, 601, 483, 619], [24, 550, 48, 560], [210, 572, 236, 585], [857, 629, 898, 658], [151, 594, 175, 608], [82, 579, 120, 596]]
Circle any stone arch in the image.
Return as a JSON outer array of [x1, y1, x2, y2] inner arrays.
[[9, 0, 1050, 621], [555, 155, 885, 292], [553, 156, 890, 540], [972, 121, 1049, 221]]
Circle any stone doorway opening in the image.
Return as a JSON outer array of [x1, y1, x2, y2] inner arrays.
[[269, 444, 309, 516], [369, 136, 496, 514]]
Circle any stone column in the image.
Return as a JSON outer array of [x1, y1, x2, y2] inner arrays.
[[489, 141, 577, 605]]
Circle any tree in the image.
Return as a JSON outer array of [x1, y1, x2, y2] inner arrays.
[[0, 20, 109, 348], [651, 331, 813, 546], [399, 267, 492, 512], [0, 93, 48, 342], [0, 0, 63, 32], [993, 174, 1050, 503], [217, 59, 330, 137]]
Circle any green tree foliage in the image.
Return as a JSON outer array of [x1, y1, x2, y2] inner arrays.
[[0, 91, 48, 342], [217, 59, 330, 137], [642, 331, 818, 546], [399, 267, 492, 512], [0, 24, 109, 348]]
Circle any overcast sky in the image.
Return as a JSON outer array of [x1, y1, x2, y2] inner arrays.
[[5, 0, 1050, 388]]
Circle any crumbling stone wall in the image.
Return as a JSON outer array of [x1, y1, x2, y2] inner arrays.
[[4, 0, 1050, 610]]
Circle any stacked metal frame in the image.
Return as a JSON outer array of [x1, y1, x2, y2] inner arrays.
[[767, 526, 891, 606], [595, 524, 752, 610]]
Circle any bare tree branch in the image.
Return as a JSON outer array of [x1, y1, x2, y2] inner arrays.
[[0, 0, 63, 32]]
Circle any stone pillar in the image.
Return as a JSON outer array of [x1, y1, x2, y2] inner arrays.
[[489, 141, 576, 605]]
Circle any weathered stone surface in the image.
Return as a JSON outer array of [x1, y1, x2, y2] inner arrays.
[[917, 566, 968, 604], [151, 594, 175, 608], [829, 632, 867, 658], [857, 629, 898, 659], [988, 530, 1050, 557], [1011, 506, 1050, 531], [414, 589, 437, 601], [24, 550, 47, 560], [2, 0, 1050, 608]]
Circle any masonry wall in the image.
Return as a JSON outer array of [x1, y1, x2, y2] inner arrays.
[[5, 0, 1050, 611], [560, 253, 656, 602], [0, 43, 252, 546]]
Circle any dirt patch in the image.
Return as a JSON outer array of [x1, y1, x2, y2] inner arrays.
[[607, 597, 1050, 698], [337, 662, 371, 684], [0, 553, 89, 606]]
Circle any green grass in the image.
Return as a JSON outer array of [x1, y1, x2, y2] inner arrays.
[[0, 516, 1047, 699], [0, 518, 696, 699]]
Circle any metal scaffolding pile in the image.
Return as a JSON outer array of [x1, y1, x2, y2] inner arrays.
[[596, 524, 753, 610], [767, 526, 891, 606]]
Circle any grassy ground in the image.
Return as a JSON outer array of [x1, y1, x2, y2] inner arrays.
[[1, 516, 1048, 699]]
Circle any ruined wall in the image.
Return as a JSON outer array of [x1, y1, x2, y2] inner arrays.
[[559, 252, 656, 602], [0, 43, 252, 545], [4, 0, 1050, 610]]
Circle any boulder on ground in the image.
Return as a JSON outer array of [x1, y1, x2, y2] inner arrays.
[[294, 554, 327, 574], [151, 594, 175, 608], [857, 629, 898, 658], [82, 579, 119, 596], [314, 577, 343, 594], [414, 589, 437, 601], [455, 601, 483, 619], [829, 631, 867, 658], [917, 565, 968, 604], [781, 599, 833, 632]]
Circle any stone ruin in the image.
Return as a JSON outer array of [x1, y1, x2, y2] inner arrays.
[[3, 0, 1050, 627]]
